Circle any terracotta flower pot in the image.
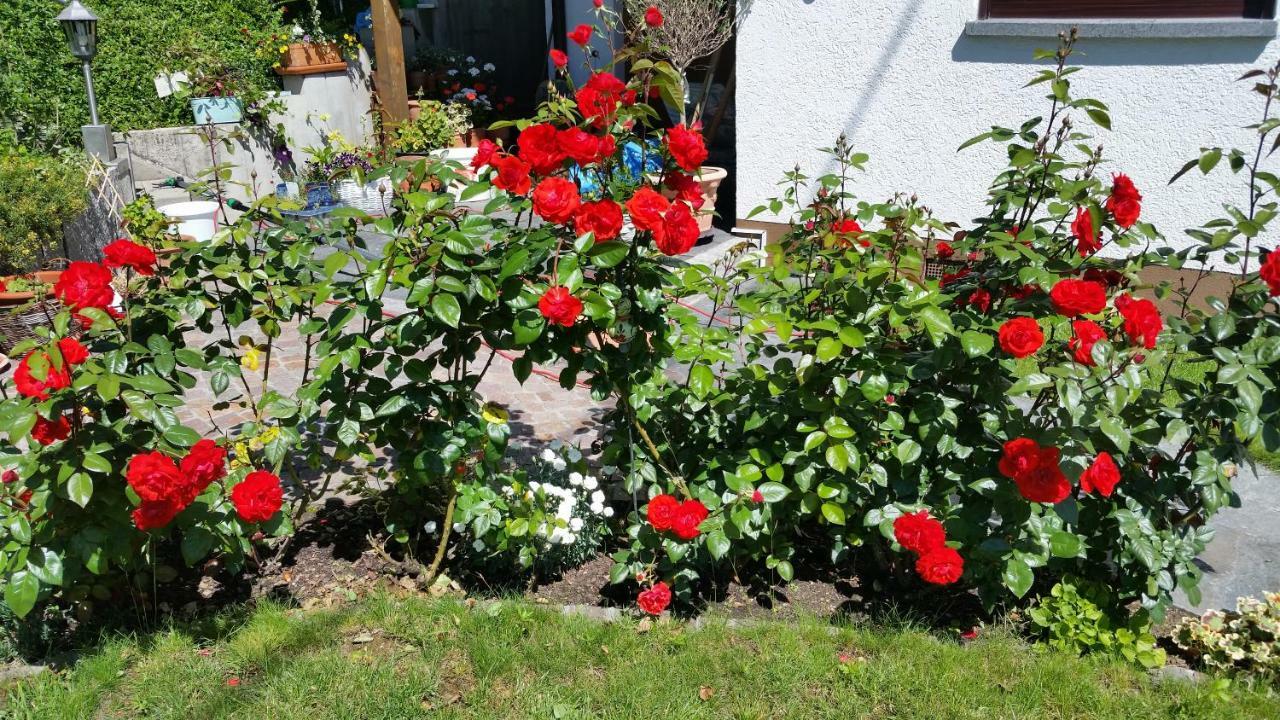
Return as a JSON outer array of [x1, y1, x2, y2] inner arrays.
[[275, 42, 347, 76], [407, 100, 422, 122], [0, 270, 62, 307], [693, 166, 728, 235]]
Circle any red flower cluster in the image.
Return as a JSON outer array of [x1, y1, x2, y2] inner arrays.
[[549, 48, 568, 69], [538, 286, 584, 327], [627, 187, 700, 256], [574, 199, 624, 241], [1050, 278, 1107, 317], [126, 441, 228, 531], [637, 580, 671, 615], [1072, 207, 1098, 257], [1115, 294, 1162, 350], [1068, 319, 1107, 366], [532, 176, 581, 224], [999, 438, 1070, 504], [1106, 173, 1143, 229], [230, 470, 284, 524], [13, 351, 72, 400], [491, 155, 532, 195], [54, 261, 114, 314], [997, 317, 1044, 358], [665, 124, 708, 172], [934, 241, 955, 259], [568, 23, 593, 46], [575, 72, 635, 129], [103, 239, 158, 276], [664, 172, 705, 210], [644, 5, 664, 27], [892, 510, 964, 585], [647, 493, 709, 540], [1261, 249, 1280, 296], [1080, 451, 1122, 497], [31, 415, 71, 446]]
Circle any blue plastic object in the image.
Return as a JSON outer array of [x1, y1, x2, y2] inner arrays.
[[190, 97, 243, 124]]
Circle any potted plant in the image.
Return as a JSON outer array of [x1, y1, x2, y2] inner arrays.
[[393, 101, 470, 160], [186, 65, 246, 124], [0, 273, 62, 308], [266, 0, 361, 76], [408, 46, 462, 97], [434, 54, 514, 144], [121, 195, 191, 266], [626, 0, 745, 235]]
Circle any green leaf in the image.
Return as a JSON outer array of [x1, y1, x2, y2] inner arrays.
[[162, 424, 201, 448], [816, 336, 843, 363], [28, 548, 63, 586], [67, 472, 93, 508], [918, 306, 955, 347], [181, 527, 216, 566], [432, 293, 462, 328], [775, 559, 795, 582], [860, 374, 889, 403], [825, 444, 849, 473], [821, 502, 846, 525], [896, 439, 922, 465], [960, 330, 994, 358], [1003, 559, 1034, 598], [689, 364, 714, 399], [706, 531, 731, 560], [587, 241, 629, 268], [1100, 417, 1131, 454], [81, 453, 112, 474], [1049, 531, 1082, 558], [4, 570, 38, 618], [757, 482, 790, 503]]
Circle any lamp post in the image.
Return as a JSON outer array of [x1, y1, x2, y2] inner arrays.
[[57, 0, 113, 160]]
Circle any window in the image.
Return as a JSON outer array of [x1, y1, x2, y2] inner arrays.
[[978, 1, 1274, 18]]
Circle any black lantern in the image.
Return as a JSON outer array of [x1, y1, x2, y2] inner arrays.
[[57, 1, 99, 62]]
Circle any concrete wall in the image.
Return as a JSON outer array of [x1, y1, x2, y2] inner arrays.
[[734, 1, 1280, 259], [123, 49, 375, 203]]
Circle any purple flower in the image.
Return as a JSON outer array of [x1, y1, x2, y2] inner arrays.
[[273, 144, 294, 167]]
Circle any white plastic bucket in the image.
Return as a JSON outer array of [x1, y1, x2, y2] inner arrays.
[[161, 201, 220, 242]]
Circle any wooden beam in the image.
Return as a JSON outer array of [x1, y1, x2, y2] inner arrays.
[[371, 0, 409, 127]]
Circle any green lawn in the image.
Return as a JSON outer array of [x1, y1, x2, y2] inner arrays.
[[3, 595, 1276, 719]]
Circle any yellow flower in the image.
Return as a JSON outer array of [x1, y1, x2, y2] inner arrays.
[[241, 347, 261, 372], [258, 426, 281, 446], [231, 442, 251, 469], [481, 402, 509, 424], [279, 45, 289, 53]]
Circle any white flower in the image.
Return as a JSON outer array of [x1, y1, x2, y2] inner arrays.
[[540, 449, 557, 463], [591, 490, 605, 505], [557, 499, 576, 519], [568, 472, 584, 487], [469, 67, 481, 77], [603, 506, 615, 518], [549, 440, 564, 451], [483, 63, 496, 72], [424, 521, 438, 534], [466, 56, 476, 63], [570, 517, 584, 532], [551, 458, 567, 472], [447, 69, 458, 76], [563, 532, 576, 545], [589, 502, 604, 515], [453, 522, 466, 533], [583, 476, 599, 491]]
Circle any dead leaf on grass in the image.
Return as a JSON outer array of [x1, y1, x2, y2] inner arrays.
[[699, 685, 715, 701]]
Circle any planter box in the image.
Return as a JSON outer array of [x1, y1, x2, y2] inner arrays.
[[190, 97, 243, 124], [275, 42, 348, 76]]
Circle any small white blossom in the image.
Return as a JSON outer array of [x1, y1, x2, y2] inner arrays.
[[563, 532, 576, 545], [453, 522, 466, 533], [583, 476, 599, 491], [423, 521, 438, 534], [570, 517, 584, 532], [468, 67, 481, 77], [591, 490, 605, 505], [567, 446, 583, 462], [483, 63, 496, 72], [529, 481, 542, 492], [603, 506, 615, 518], [466, 56, 476, 63], [551, 458, 567, 472], [540, 449, 557, 463], [447, 69, 458, 76], [589, 502, 604, 515], [568, 472, 585, 487]]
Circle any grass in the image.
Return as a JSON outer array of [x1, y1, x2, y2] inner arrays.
[[1156, 352, 1279, 472], [3, 594, 1277, 719]]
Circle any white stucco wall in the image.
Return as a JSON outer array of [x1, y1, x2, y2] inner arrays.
[[735, 1, 1280, 255]]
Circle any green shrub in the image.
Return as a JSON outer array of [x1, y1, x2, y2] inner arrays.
[[0, 151, 87, 274], [391, 101, 469, 154], [1174, 592, 1280, 679], [0, 0, 286, 151], [1028, 578, 1165, 668]]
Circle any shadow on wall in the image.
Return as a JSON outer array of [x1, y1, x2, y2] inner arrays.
[[952, 34, 1271, 66]]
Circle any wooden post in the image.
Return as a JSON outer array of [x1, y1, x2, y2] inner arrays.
[[371, 0, 409, 128]]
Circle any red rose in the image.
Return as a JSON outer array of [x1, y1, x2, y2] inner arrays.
[[31, 414, 71, 446], [231, 470, 283, 524], [644, 5, 664, 27], [2, 470, 16, 484], [967, 288, 992, 314], [1009, 445, 1071, 504], [593, 0, 604, 6], [1072, 207, 1099, 257], [832, 218, 863, 249], [471, 139, 498, 170], [637, 581, 672, 615], [532, 177, 581, 224], [647, 493, 681, 531], [537, 286, 583, 328], [1105, 173, 1142, 229], [568, 23, 593, 46], [181, 439, 228, 493], [574, 199, 624, 242], [1007, 283, 1039, 300], [998, 437, 1042, 479], [939, 267, 971, 288], [54, 261, 114, 312], [626, 187, 670, 232], [558, 127, 609, 166], [1068, 319, 1107, 366], [1080, 451, 1121, 497], [1261, 249, 1280, 296], [664, 172, 705, 210], [517, 123, 567, 175], [653, 201, 700, 256], [997, 317, 1044, 358], [491, 154, 532, 195], [666, 124, 708, 172], [935, 241, 954, 259], [13, 351, 72, 400], [127, 451, 193, 504], [57, 337, 89, 365], [1116, 294, 1161, 350], [1082, 267, 1125, 289], [893, 510, 946, 555], [576, 72, 630, 128], [916, 547, 964, 585], [751, 489, 764, 503], [132, 499, 181, 532], [1050, 279, 1106, 318], [103, 239, 158, 276], [549, 48, 568, 69], [671, 499, 709, 540]]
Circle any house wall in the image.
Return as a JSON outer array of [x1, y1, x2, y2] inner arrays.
[[734, 1, 1280, 259]]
